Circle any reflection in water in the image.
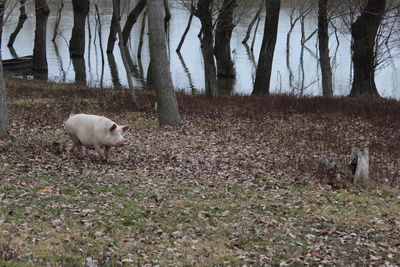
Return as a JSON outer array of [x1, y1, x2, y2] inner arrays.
[[243, 43, 256, 69], [177, 52, 195, 93], [33, 71, 48, 81], [52, 41, 66, 82], [107, 53, 121, 88], [299, 45, 305, 96], [7, 46, 18, 58], [1, 0, 400, 99], [218, 77, 235, 95], [137, 56, 145, 83], [123, 46, 145, 86], [285, 45, 294, 90], [72, 57, 86, 84]]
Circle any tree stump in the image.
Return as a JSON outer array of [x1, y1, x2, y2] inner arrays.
[[349, 147, 369, 185]]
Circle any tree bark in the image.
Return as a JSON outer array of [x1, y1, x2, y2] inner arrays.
[[164, 0, 171, 33], [122, 0, 146, 45], [0, 0, 8, 139], [33, 0, 50, 72], [69, 0, 89, 57], [214, 0, 237, 78], [349, 147, 369, 186], [71, 57, 86, 84], [195, 0, 218, 100], [252, 0, 280, 95], [147, 0, 181, 126], [7, 0, 27, 47], [94, 3, 105, 87], [137, 10, 147, 59], [318, 0, 333, 97], [349, 0, 386, 97], [107, 0, 120, 53]]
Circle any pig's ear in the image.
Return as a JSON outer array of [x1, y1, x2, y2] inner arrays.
[[109, 124, 117, 132], [122, 125, 129, 132]]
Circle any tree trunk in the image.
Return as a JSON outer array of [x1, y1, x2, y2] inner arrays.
[[107, 0, 120, 53], [176, 8, 193, 53], [195, 0, 217, 100], [164, 0, 171, 33], [7, 0, 27, 47], [114, 0, 138, 108], [147, 0, 181, 126], [252, 0, 280, 95], [214, 0, 237, 78], [349, 0, 386, 97], [33, 0, 50, 72], [137, 10, 147, 59], [72, 57, 86, 83], [122, 0, 146, 45], [94, 3, 105, 87], [318, 0, 333, 97], [349, 147, 370, 186], [69, 0, 89, 57], [0, 0, 8, 139]]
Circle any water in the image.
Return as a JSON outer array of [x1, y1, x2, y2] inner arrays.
[[2, 0, 400, 99]]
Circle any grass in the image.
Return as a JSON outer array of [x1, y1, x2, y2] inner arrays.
[[0, 78, 399, 265], [1, 171, 400, 265]]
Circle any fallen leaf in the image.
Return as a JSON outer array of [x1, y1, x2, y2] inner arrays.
[[39, 188, 52, 193]]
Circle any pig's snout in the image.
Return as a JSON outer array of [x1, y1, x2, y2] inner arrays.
[[117, 139, 129, 146]]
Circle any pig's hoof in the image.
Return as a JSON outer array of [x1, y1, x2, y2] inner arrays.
[[75, 154, 84, 160]]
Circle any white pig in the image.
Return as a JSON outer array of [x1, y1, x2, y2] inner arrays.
[[64, 114, 129, 161]]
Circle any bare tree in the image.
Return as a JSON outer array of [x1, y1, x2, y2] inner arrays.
[[176, 1, 194, 53], [242, 0, 264, 44], [147, 0, 181, 125], [94, 3, 105, 86], [114, 0, 138, 108], [7, 0, 27, 47], [164, 0, 171, 32], [350, 0, 386, 97], [195, 0, 218, 100], [0, 0, 8, 139], [70, 0, 89, 57], [137, 10, 147, 58], [51, 0, 64, 42], [214, 0, 238, 78], [252, 0, 281, 95], [33, 0, 50, 72], [107, 0, 120, 53], [318, 0, 333, 96], [122, 0, 146, 45]]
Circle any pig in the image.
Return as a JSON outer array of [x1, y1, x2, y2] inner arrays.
[[64, 114, 129, 161]]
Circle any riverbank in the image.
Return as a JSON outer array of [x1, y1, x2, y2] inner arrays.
[[1, 79, 399, 265]]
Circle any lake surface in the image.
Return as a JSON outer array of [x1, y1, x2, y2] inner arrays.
[[2, 0, 400, 99]]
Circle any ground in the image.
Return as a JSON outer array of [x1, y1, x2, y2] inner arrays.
[[0, 79, 399, 266]]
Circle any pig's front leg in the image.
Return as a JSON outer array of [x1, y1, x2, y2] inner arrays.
[[94, 145, 106, 161], [104, 146, 111, 161]]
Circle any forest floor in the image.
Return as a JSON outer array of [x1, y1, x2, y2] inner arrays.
[[0, 79, 400, 266]]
